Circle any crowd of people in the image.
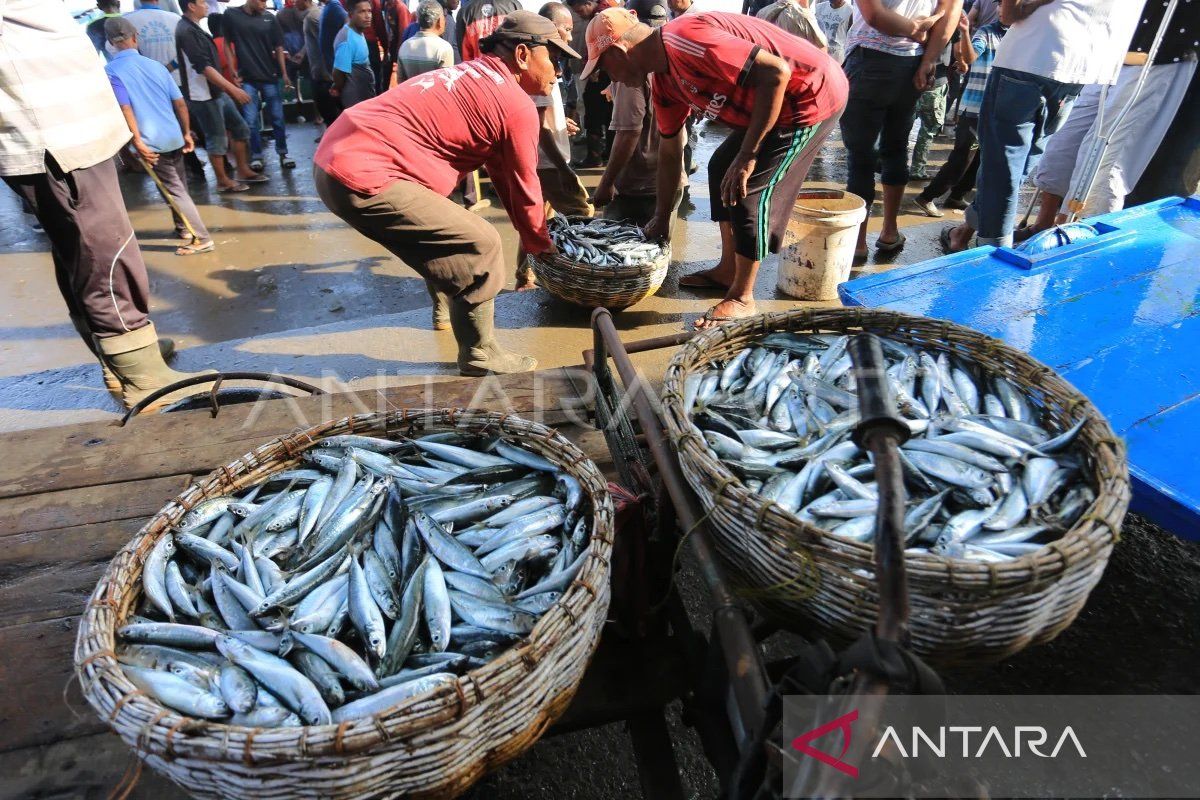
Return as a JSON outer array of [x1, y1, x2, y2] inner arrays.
[[1, 0, 1196, 409]]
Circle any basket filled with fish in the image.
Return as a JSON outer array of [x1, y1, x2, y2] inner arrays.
[[74, 409, 613, 799], [660, 308, 1129, 666], [527, 215, 671, 310]]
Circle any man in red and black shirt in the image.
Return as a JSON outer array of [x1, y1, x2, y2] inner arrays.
[[314, 11, 577, 376], [457, 0, 523, 62], [580, 9, 847, 327]]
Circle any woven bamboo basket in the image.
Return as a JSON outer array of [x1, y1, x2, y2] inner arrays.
[[660, 308, 1130, 666], [75, 409, 613, 799], [527, 225, 670, 310]]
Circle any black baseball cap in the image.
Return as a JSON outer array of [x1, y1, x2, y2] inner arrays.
[[480, 10, 583, 58]]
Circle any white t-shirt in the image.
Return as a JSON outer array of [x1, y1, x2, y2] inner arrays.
[[992, 0, 1143, 86], [814, 0, 853, 62], [534, 81, 570, 170], [846, 0, 937, 58], [124, 7, 184, 81]]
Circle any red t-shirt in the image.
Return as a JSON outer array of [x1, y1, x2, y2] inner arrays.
[[314, 55, 551, 254], [653, 11, 848, 136]]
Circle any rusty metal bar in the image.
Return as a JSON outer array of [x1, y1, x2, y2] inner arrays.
[[582, 329, 696, 371], [589, 308, 770, 740]]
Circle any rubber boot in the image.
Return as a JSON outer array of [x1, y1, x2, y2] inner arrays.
[[449, 299, 536, 377], [425, 282, 451, 331], [71, 315, 176, 396], [97, 323, 208, 410]]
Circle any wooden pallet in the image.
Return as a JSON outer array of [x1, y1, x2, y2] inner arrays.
[[0, 368, 640, 799]]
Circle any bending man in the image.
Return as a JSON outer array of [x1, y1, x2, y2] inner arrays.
[[579, 9, 847, 327], [314, 11, 574, 375]]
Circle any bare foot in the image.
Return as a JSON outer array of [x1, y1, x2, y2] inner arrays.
[[694, 298, 756, 330], [680, 264, 735, 290]]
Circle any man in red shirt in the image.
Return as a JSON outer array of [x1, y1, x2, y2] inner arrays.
[[580, 9, 848, 327], [314, 12, 576, 375]]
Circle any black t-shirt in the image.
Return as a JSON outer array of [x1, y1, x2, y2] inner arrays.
[[176, 16, 223, 98], [223, 5, 285, 82], [1128, 0, 1199, 65]]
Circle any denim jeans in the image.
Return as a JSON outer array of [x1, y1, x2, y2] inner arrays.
[[839, 47, 923, 210], [241, 80, 288, 159], [966, 67, 1082, 246]]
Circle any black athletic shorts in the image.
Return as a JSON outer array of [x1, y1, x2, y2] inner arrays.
[[708, 114, 841, 262]]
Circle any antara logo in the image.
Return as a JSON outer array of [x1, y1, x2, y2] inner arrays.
[[792, 710, 860, 778], [792, 710, 1087, 777]]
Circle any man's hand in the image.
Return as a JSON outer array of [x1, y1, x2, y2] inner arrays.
[[913, 60, 937, 91], [182, 131, 195, 154], [133, 138, 159, 167], [720, 151, 756, 208], [592, 180, 614, 208], [233, 75, 244, 88], [283, 78, 295, 91], [909, 10, 944, 42], [566, 117, 580, 137], [230, 86, 251, 105], [644, 213, 672, 241]]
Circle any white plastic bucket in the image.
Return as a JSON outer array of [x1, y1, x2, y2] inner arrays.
[[777, 190, 868, 301]]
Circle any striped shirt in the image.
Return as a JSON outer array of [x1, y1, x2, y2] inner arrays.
[[0, 0, 130, 176], [960, 22, 1005, 117], [398, 32, 455, 80]]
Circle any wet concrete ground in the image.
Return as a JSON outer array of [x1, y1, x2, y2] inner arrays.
[[0, 118, 975, 431]]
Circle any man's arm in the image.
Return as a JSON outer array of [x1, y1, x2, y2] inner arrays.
[[718, 49, 789, 209], [120, 104, 160, 166], [645, 133, 685, 240], [856, 0, 944, 39], [201, 66, 251, 104], [1000, 0, 1054, 26], [277, 45, 293, 87], [914, 0, 962, 90], [594, 130, 639, 207]]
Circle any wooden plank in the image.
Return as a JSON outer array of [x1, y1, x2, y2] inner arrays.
[[0, 475, 189, 538], [0, 731, 182, 800], [0, 368, 594, 501], [0, 520, 143, 629], [0, 616, 102, 752]]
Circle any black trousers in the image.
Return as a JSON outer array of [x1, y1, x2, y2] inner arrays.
[[918, 114, 980, 203], [3, 155, 152, 339], [840, 47, 923, 207], [312, 78, 342, 126], [583, 75, 612, 136]]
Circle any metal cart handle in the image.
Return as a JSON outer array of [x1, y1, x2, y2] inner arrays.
[[120, 372, 325, 426]]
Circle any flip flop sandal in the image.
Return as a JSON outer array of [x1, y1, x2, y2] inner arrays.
[[679, 272, 731, 291], [249, 159, 264, 172], [238, 174, 269, 184], [218, 183, 251, 193], [280, 156, 297, 169], [176, 240, 215, 256], [875, 232, 907, 253], [695, 301, 756, 328], [939, 226, 960, 254]]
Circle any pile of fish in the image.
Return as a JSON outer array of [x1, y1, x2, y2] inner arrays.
[[117, 431, 591, 726], [681, 332, 1094, 562], [547, 215, 668, 267]]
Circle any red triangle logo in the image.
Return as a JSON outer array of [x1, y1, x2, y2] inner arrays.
[[791, 709, 860, 778]]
